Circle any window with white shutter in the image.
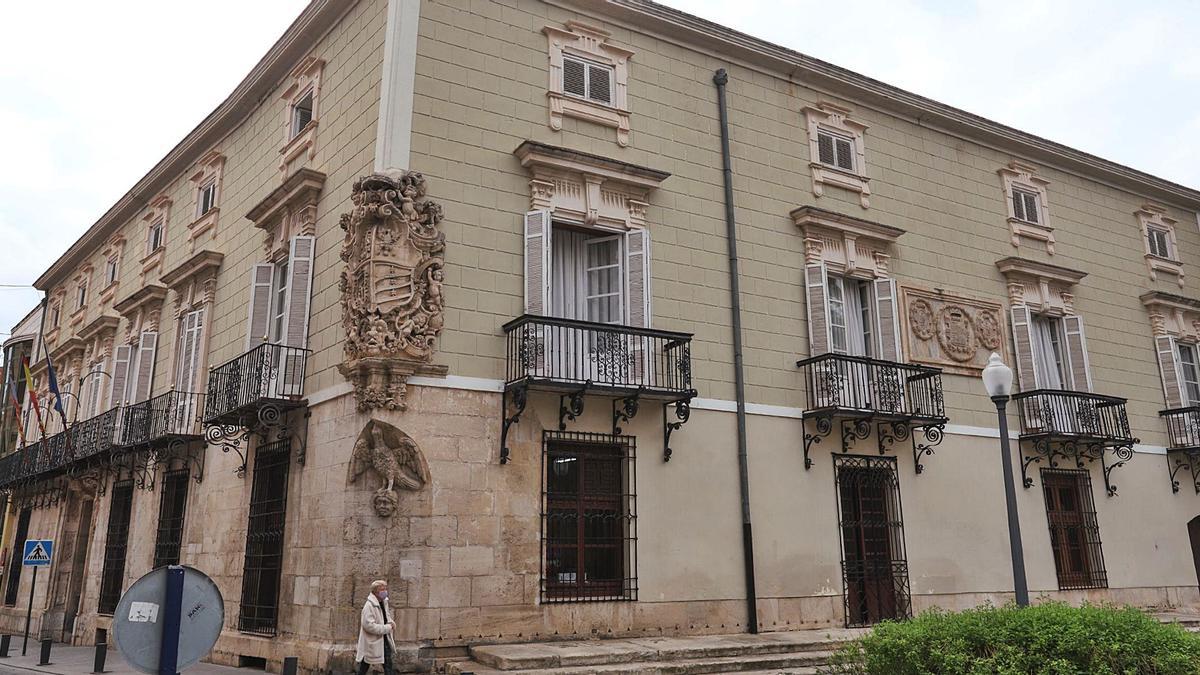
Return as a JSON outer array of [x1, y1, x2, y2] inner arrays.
[[1147, 227, 1171, 259], [561, 54, 613, 106], [804, 263, 831, 356], [802, 104, 870, 207], [1061, 315, 1092, 392], [1157, 335, 1185, 409], [524, 211, 552, 316], [1180, 343, 1200, 406], [281, 235, 315, 349], [1012, 188, 1041, 224], [131, 331, 158, 403], [109, 345, 133, 408], [873, 278, 901, 361], [826, 275, 874, 357], [175, 309, 205, 392], [245, 264, 275, 350], [625, 228, 650, 329], [816, 130, 855, 172]]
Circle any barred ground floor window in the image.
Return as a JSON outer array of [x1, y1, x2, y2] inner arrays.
[[1042, 469, 1107, 590], [834, 455, 911, 627], [239, 439, 290, 636], [541, 431, 636, 603], [99, 480, 135, 615], [3, 507, 31, 606], [153, 469, 190, 569]]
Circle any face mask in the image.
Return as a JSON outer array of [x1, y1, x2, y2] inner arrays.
[[377, 590, 388, 601]]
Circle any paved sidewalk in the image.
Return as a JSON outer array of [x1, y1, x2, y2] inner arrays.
[[0, 642, 243, 674]]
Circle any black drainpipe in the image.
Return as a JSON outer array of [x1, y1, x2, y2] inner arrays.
[[713, 68, 758, 634]]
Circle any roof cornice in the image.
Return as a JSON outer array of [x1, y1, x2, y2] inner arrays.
[[34, 0, 358, 291], [568, 0, 1200, 210]]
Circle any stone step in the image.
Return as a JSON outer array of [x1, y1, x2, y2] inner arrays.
[[445, 649, 838, 675], [466, 630, 862, 671]]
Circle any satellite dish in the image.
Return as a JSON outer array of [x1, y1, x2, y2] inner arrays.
[[113, 566, 224, 674]]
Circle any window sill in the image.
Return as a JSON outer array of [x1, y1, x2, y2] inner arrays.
[[1146, 254, 1185, 288], [808, 162, 870, 208], [99, 281, 118, 306], [141, 247, 165, 280], [1006, 217, 1055, 255], [547, 91, 630, 147], [69, 308, 87, 327], [279, 120, 318, 177]]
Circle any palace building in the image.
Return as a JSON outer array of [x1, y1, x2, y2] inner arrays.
[[1, 0, 1199, 671]]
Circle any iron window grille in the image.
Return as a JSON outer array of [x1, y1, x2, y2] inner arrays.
[[541, 431, 636, 603], [153, 469, 190, 569], [1041, 469, 1108, 590], [238, 439, 291, 636], [98, 480, 135, 615], [834, 455, 912, 627], [3, 508, 31, 606]]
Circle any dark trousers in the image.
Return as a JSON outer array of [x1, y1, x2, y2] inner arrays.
[[356, 639, 394, 675]]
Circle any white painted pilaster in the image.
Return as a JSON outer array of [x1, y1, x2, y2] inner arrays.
[[374, 0, 421, 172]]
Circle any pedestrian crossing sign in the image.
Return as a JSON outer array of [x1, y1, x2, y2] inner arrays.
[[22, 540, 52, 567]]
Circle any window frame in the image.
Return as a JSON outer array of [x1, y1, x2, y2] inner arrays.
[[148, 218, 165, 254], [540, 430, 636, 603], [816, 128, 857, 173], [543, 21, 633, 147], [998, 162, 1053, 254], [104, 257, 119, 287], [1041, 469, 1108, 591], [76, 282, 88, 311], [560, 53, 615, 107], [803, 103, 871, 208], [290, 88, 315, 140], [153, 469, 190, 569], [98, 480, 135, 615], [1180, 342, 1200, 406], [1011, 187, 1041, 225], [197, 180, 218, 218], [238, 439, 291, 636], [269, 259, 290, 344]]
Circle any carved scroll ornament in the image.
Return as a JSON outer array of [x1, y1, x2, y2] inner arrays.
[[338, 171, 447, 412]]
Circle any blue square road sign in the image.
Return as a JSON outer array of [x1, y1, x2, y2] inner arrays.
[[22, 540, 52, 566]]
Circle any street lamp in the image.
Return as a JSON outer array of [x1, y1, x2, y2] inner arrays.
[[982, 352, 1030, 607]]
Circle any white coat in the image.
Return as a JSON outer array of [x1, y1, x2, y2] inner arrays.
[[355, 594, 396, 665]]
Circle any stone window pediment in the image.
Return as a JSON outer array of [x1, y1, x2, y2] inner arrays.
[[791, 206, 902, 279], [188, 149, 226, 251], [1136, 203, 1183, 287], [1141, 292, 1200, 342], [162, 250, 223, 320], [543, 21, 634, 147], [803, 102, 871, 208], [514, 140, 668, 230], [114, 284, 167, 345], [996, 256, 1086, 315], [998, 161, 1053, 254], [247, 167, 326, 261], [279, 56, 324, 178]]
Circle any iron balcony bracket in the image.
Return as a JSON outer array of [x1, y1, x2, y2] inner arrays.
[[499, 381, 529, 465], [201, 402, 306, 477], [876, 420, 911, 456], [802, 412, 835, 470], [1165, 448, 1200, 495], [558, 382, 590, 431], [1020, 436, 1138, 497], [662, 390, 696, 462], [204, 424, 250, 477], [1102, 443, 1135, 497], [612, 387, 644, 436], [841, 416, 874, 453], [911, 422, 947, 475]]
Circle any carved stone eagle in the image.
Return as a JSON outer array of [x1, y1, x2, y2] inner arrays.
[[348, 419, 429, 517]]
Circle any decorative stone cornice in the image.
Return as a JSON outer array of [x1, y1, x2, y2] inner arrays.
[[995, 256, 1086, 315], [514, 140, 669, 229], [338, 171, 448, 412], [162, 250, 223, 318], [1141, 291, 1200, 341], [791, 206, 903, 278], [77, 315, 119, 343], [248, 167, 326, 261], [113, 284, 168, 316]]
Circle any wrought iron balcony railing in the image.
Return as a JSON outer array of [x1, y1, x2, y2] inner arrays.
[[1012, 390, 1134, 442], [1012, 389, 1137, 497], [0, 407, 123, 488], [796, 353, 949, 473], [204, 343, 310, 426], [503, 315, 693, 396], [797, 353, 947, 422], [1161, 406, 1200, 451], [121, 391, 205, 447], [500, 315, 696, 464]]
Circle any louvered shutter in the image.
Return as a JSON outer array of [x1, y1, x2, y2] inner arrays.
[[625, 228, 650, 328], [588, 64, 612, 104], [282, 236, 315, 348], [805, 263, 832, 356], [1062, 315, 1092, 392], [524, 211, 552, 315], [835, 138, 854, 171], [817, 133, 835, 166], [79, 364, 95, 419], [873, 278, 901, 361], [133, 331, 158, 403], [1010, 305, 1039, 391], [175, 310, 204, 391], [245, 263, 274, 350], [562, 57, 586, 97], [1157, 335, 1185, 409], [109, 345, 132, 407], [1023, 192, 1039, 224]]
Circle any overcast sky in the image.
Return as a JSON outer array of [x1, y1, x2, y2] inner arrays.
[[0, 0, 1197, 335]]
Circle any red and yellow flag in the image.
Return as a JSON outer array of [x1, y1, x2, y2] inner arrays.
[[21, 359, 47, 441]]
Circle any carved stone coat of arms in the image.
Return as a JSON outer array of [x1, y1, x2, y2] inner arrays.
[[338, 171, 447, 411]]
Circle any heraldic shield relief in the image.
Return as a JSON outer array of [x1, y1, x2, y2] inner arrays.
[[339, 171, 447, 412]]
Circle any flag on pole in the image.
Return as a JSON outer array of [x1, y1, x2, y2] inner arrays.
[[43, 355, 75, 459], [21, 359, 47, 442], [7, 380, 27, 448]]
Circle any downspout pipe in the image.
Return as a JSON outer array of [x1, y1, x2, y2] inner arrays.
[[713, 68, 759, 634]]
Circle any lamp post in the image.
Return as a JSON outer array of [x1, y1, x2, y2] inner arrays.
[[982, 352, 1029, 607]]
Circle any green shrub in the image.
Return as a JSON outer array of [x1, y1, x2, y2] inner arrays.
[[823, 602, 1200, 675]]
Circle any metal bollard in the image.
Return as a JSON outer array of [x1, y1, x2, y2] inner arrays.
[[92, 640, 107, 673], [0, 634, 9, 658], [282, 656, 298, 675], [37, 638, 51, 665]]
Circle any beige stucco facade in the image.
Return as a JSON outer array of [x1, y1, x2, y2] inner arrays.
[[3, 0, 1200, 673]]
